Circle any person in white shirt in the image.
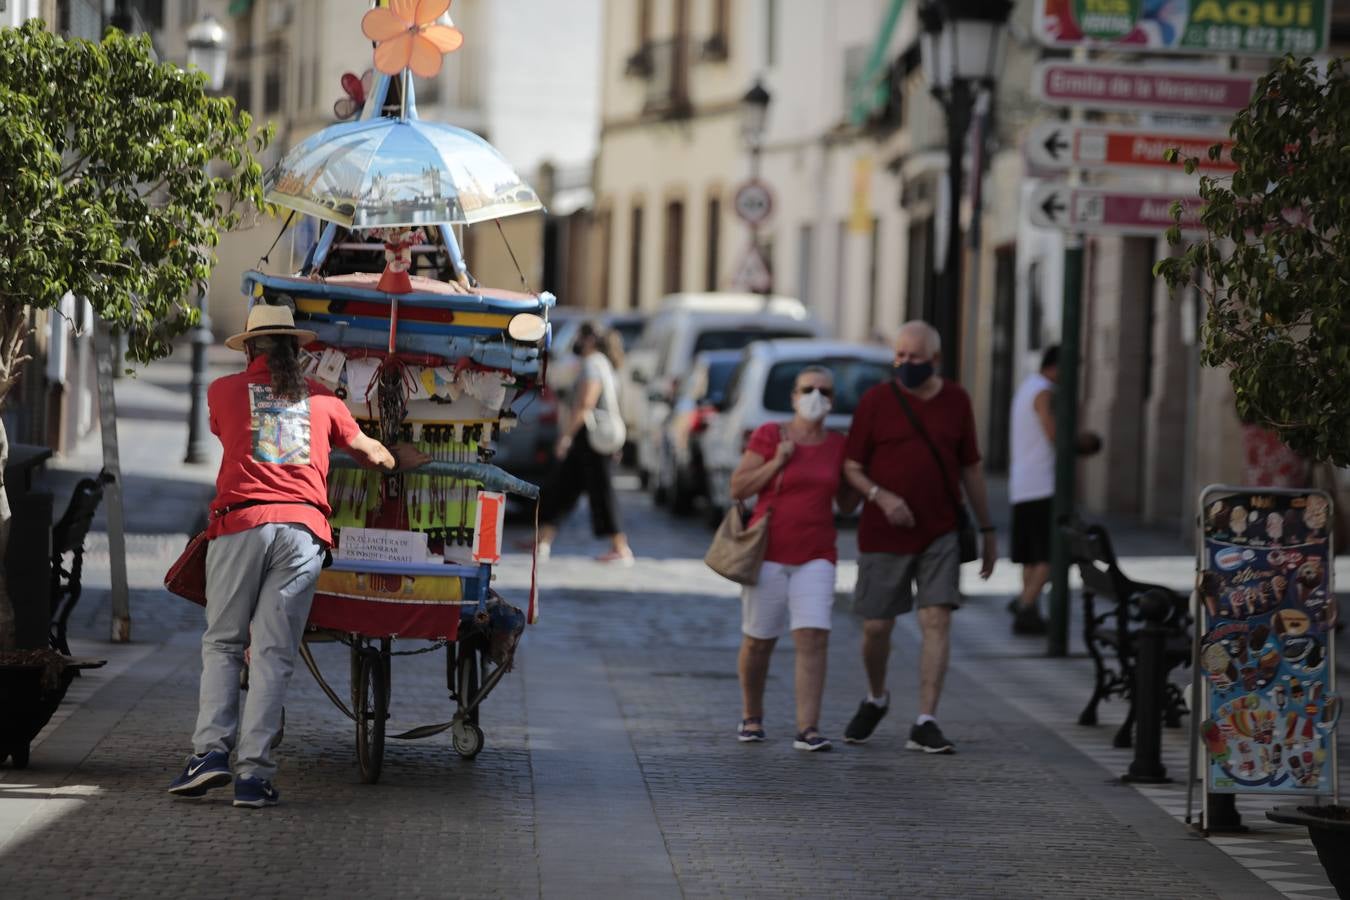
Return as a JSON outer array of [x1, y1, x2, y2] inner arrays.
[[1007, 345, 1099, 634]]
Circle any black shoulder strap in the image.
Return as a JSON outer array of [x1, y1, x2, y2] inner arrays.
[[888, 381, 962, 514]]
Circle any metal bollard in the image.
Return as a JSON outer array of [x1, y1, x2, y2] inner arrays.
[[1122, 589, 1173, 783]]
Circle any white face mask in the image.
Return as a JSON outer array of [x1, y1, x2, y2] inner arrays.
[[793, 389, 832, 422]]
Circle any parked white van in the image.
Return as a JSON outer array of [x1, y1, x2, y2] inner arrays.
[[619, 293, 825, 487]]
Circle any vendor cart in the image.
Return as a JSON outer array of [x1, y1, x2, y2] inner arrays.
[[235, 17, 551, 784]]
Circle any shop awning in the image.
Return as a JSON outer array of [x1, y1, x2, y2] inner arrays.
[[849, 0, 907, 128]]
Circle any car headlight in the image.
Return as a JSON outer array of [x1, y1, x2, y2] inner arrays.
[[508, 313, 547, 343]]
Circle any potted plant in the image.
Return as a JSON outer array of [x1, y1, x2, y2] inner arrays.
[[1157, 56, 1349, 887], [0, 20, 269, 763]]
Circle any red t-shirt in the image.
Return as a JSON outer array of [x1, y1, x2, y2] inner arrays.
[[206, 355, 363, 545], [845, 379, 980, 555], [746, 423, 846, 565]]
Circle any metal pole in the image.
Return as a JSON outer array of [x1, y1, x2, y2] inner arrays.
[[1047, 236, 1084, 657], [1123, 590, 1171, 783], [184, 284, 212, 464], [936, 80, 972, 379]]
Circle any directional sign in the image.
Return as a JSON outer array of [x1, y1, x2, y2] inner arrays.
[[1028, 182, 1206, 237], [1025, 122, 1236, 173], [733, 180, 774, 226], [1032, 62, 1255, 115], [1032, 0, 1331, 56], [730, 243, 773, 293]]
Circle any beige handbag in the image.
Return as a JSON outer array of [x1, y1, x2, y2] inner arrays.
[[704, 428, 786, 586]]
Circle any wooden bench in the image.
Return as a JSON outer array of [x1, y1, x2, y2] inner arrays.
[[1063, 519, 1192, 748]]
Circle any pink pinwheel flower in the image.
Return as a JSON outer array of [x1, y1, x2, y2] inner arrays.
[[362, 0, 464, 79]]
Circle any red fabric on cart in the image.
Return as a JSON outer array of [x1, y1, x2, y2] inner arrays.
[[309, 593, 463, 641]]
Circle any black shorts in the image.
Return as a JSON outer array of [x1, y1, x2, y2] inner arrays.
[[1011, 498, 1053, 565]]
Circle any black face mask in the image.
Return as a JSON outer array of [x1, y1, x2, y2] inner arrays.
[[894, 359, 934, 389]]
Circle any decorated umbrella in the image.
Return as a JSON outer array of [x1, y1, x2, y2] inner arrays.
[[262, 0, 542, 230], [263, 117, 543, 229]]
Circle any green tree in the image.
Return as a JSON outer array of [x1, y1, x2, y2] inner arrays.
[[1156, 56, 1350, 466], [0, 20, 271, 649]]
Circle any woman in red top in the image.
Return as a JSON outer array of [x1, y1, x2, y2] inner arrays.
[[728, 366, 859, 751]]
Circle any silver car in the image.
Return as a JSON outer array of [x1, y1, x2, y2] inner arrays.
[[699, 340, 894, 523]]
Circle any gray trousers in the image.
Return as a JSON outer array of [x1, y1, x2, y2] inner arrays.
[[193, 522, 324, 780]]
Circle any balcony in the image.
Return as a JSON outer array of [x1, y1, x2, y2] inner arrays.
[[641, 37, 691, 117]]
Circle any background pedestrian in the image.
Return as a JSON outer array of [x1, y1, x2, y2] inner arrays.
[[537, 321, 634, 564]]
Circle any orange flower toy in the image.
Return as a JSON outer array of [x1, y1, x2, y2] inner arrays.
[[362, 0, 464, 80]]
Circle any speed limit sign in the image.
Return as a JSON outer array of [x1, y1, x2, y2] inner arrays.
[[733, 180, 774, 226]]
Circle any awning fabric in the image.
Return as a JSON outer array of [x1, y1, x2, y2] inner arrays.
[[849, 0, 907, 127]]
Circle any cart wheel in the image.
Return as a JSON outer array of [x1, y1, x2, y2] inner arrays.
[[451, 720, 484, 759], [355, 649, 387, 784], [457, 644, 481, 727]]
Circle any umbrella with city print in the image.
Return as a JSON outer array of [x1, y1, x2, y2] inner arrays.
[[262, 0, 542, 230]]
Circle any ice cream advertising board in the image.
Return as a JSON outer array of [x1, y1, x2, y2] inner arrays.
[[1198, 487, 1338, 795]]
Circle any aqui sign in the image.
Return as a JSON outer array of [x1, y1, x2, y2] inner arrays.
[[1033, 0, 1331, 55]]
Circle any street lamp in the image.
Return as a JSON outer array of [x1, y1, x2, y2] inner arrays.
[[918, 0, 1011, 378], [183, 14, 230, 464], [738, 79, 772, 294]]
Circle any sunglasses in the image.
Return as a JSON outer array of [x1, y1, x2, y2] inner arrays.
[[797, 385, 833, 397]]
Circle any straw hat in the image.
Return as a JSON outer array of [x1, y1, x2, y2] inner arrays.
[[224, 303, 317, 352]]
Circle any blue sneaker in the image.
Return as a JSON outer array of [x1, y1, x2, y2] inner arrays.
[[233, 775, 280, 808], [167, 751, 232, 797]]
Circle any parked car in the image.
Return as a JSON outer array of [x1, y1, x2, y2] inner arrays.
[[651, 349, 743, 515], [490, 386, 560, 511], [619, 293, 825, 488], [699, 340, 894, 522], [546, 311, 645, 402]]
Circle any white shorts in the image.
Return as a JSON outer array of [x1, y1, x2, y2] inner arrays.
[[741, 559, 836, 639]]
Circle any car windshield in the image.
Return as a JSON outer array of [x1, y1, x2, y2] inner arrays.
[[705, 359, 739, 400], [611, 320, 644, 351], [692, 329, 814, 354], [762, 358, 892, 415]]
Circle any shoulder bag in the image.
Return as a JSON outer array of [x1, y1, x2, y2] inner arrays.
[[704, 426, 786, 586], [582, 357, 627, 455], [888, 382, 979, 563], [165, 499, 332, 606]]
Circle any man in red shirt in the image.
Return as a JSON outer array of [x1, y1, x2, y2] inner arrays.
[[168, 304, 425, 807], [841, 321, 997, 753]]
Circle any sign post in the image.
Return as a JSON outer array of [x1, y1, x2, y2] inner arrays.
[[1031, 61, 1256, 114], [1025, 123, 1235, 174], [1027, 182, 1207, 237], [1031, 0, 1331, 56]]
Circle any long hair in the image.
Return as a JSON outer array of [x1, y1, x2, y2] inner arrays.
[[249, 335, 309, 402], [577, 321, 625, 369]]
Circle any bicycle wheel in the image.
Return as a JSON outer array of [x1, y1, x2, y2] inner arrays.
[[355, 648, 387, 784]]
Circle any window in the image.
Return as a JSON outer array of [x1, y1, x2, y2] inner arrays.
[[762, 358, 892, 415], [598, 209, 613, 309], [1028, 260, 1044, 350], [629, 204, 645, 310], [906, 219, 933, 323], [264, 67, 283, 115], [692, 327, 813, 354], [796, 224, 814, 306], [764, 0, 778, 66], [663, 200, 685, 295], [705, 0, 731, 59], [704, 196, 721, 290]]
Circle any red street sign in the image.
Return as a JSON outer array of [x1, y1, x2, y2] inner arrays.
[[1025, 123, 1236, 173], [1032, 62, 1255, 114], [1028, 182, 1205, 237]]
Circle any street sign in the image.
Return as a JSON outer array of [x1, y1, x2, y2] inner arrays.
[[1032, 62, 1255, 115], [733, 180, 774, 226], [1028, 182, 1205, 237], [1025, 122, 1235, 173], [1031, 0, 1331, 56], [730, 243, 773, 293]]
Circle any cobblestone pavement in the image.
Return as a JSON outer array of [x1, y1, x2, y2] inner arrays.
[[0, 355, 1304, 898]]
